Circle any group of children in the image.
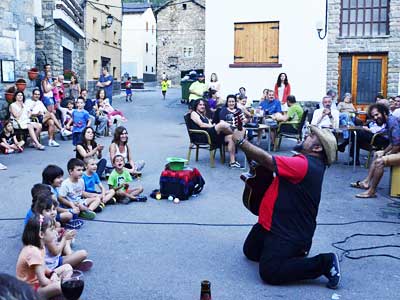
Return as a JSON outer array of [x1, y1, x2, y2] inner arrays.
[[16, 153, 146, 299]]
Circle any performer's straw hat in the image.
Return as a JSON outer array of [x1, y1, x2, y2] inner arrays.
[[309, 125, 338, 166]]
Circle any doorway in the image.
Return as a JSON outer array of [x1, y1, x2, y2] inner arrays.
[[339, 54, 387, 108]]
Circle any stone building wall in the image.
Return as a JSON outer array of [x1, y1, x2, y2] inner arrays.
[[0, 0, 36, 120], [156, 0, 205, 85], [327, 0, 400, 97], [35, 0, 85, 87]]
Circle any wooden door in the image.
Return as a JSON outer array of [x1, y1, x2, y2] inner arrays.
[[234, 22, 279, 64], [339, 54, 387, 109]]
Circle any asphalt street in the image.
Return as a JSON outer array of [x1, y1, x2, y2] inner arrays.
[[1, 87, 399, 300]]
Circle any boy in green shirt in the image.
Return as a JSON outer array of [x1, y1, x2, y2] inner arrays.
[[274, 95, 304, 131], [108, 155, 146, 204]]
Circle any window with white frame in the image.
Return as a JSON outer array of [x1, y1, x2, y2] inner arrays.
[[183, 47, 194, 58]]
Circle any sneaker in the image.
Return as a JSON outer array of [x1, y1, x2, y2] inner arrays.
[[48, 140, 60, 147], [134, 194, 147, 202], [79, 210, 96, 220], [326, 253, 341, 289], [99, 202, 106, 209], [4, 148, 14, 154], [0, 163, 7, 170], [107, 197, 117, 205], [61, 128, 72, 137], [75, 259, 93, 272], [93, 205, 103, 213], [65, 219, 84, 230], [229, 161, 242, 169]]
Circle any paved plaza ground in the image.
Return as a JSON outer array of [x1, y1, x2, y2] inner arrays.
[[1, 87, 400, 299]]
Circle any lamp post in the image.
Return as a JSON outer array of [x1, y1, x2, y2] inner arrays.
[[317, 0, 328, 40], [102, 14, 113, 29]]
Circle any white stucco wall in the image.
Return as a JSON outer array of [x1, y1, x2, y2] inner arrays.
[[121, 8, 156, 79], [205, 0, 327, 102]]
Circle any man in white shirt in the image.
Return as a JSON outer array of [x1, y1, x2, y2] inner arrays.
[[25, 88, 70, 147], [311, 96, 339, 129]]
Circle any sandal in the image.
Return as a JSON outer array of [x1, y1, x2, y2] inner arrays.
[[355, 193, 377, 198], [350, 181, 368, 189], [35, 144, 45, 151]]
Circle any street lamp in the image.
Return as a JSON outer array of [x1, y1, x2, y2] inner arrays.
[[102, 14, 113, 29], [317, 0, 328, 40]]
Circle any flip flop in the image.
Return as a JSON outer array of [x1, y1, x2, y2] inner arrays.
[[355, 193, 377, 198], [350, 181, 368, 189]]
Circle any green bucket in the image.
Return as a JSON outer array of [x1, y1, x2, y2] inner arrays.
[[166, 157, 188, 171]]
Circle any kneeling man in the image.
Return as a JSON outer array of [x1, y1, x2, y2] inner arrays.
[[232, 125, 341, 289]]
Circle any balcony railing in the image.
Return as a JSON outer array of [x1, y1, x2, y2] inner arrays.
[[54, 0, 85, 38]]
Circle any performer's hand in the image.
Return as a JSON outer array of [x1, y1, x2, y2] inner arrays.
[[232, 128, 245, 144]]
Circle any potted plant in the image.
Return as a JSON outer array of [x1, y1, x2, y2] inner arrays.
[[15, 78, 27, 92], [5, 86, 16, 103], [27, 67, 39, 81]]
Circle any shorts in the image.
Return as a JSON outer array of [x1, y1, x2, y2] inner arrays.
[[126, 89, 132, 95], [55, 213, 61, 222], [162, 90, 167, 96], [56, 256, 63, 268], [42, 96, 55, 107], [72, 132, 82, 146], [383, 152, 400, 167]]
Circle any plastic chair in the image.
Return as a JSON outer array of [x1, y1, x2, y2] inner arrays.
[[274, 109, 308, 151]]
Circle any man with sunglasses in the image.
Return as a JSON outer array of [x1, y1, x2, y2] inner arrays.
[[233, 125, 341, 289]]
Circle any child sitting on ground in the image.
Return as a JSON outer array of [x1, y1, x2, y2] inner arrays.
[[83, 157, 116, 206], [59, 158, 101, 220], [33, 194, 93, 272], [108, 154, 146, 204], [0, 120, 25, 154], [42, 165, 76, 225], [24, 184, 53, 225], [65, 97, 91, 146], [16, 215, 73, 299]]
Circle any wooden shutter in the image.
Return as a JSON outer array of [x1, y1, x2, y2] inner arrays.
[[234, 22, 279, 64]]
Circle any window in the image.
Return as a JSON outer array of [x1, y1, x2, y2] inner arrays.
[[151, 66, 154, 72], [146, 22, 149, 32], [63, 47, 72, 73], [113, 67, 116, 78], [340, 0, 389, 37], [146, 43, 149, 53], [145, 65, 148, 72], [183, 47, 194, 58], [113, 31, 117, 45], [183, 3, 187, 10], [231, 21, 280, 67], [93, 60, 98, 78]]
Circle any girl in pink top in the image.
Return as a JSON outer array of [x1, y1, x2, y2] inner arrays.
[[274, 73, 291, 112], [16, 215, 72, 299]]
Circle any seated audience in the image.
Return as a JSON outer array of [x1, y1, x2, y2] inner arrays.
[[392, 95, 400, 120], [351, 103, 400, 197], [58, 158, 100, 220], [0, 120, 24, 153], [337, 92, 356, 142], [26, 88, 71, 147], [42, 165, 75, 225], [109, 126, 145, 176], [272, 95, 304, 134], [108, 154, 146, 204], [9, 91, 45, 150], [16, 215, 73, 299], [76, 127, 107, 178], [257, 89, 282, 145], [83, 157, 116, 205], [311, 96, 339, 129], [33, 193, 93, 272]]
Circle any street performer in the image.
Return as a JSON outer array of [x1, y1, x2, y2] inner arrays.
[[232, 125, 341, 289]]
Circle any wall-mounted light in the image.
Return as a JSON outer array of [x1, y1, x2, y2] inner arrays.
[[101, 14, 113, 30], [316, 0, 328, 40]]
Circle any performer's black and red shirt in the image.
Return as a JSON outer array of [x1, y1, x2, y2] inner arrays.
[[258, 154, 326, 245]]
